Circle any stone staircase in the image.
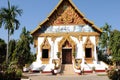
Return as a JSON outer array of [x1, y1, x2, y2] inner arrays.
[[60, 64, 75, 75]]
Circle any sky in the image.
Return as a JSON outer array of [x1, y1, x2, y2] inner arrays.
[[0, 0, 120, 52]]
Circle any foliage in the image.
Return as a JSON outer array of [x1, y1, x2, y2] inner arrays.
[[8, 39, 17, 62], [0, 38, 6, 64], [99, 23, 111, 52], [0, 0, 22, 64], [109, 30, 120, 62], [57, 52, 60, 58], [73, 52, 76, 58], [13, 27, 33, 68], [0, 61, 22, 80], [97, 48, 112, 65], [92, 66, 95, 71], [28, 53, 36, 64], [98, 23, 112, 64], [107, 66, 120, 80]]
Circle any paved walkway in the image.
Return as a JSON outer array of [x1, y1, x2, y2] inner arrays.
[[22, 72, 109, 80]]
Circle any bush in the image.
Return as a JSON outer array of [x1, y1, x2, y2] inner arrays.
[[16, 69, 22, 78], [0, 62, 22, 80], [0, 69, 22, 80], [107, 66, 120, 80]]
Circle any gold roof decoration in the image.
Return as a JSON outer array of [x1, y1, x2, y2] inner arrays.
[[31, 0, 102, 35]]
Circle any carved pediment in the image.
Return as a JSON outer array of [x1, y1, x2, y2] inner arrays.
[[58, 35, 76, 53], [41, 37, 51, 49], [44, 1, 86, 26], [83, 37, 94, 49]]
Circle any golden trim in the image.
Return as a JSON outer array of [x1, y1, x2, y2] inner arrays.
[[58, 35, 76, 54], [41, 58, 50, 64], [79, 35, 82, 41], [74, 35, 79, 41], [83, 36, 94, 59], [36, 32, 100, 37], [95, 36, 99, 45], [75, 35, 83, 41], [51, 37, 56, 42], [40, 37, 51, 63]]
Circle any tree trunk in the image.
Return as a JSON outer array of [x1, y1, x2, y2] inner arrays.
[[6, 29, 9, 64]]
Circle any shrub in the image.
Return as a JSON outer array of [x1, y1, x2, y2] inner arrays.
[[0, 62, 22, 80], [107, 66, 120, 80], [16, 69, 22, 78]]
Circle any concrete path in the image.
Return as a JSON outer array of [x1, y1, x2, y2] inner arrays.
[[22, 72, 109, 80]]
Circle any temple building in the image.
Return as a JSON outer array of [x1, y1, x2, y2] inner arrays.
[[30, 0, 108, 74]]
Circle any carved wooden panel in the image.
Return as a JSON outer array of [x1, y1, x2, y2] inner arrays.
[[44, 1, 86, 26]]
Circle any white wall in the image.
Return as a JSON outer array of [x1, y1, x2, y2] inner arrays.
[[37, 37, 44, 63], [36, 35, 98, 64], [53, 37, 63, 59]]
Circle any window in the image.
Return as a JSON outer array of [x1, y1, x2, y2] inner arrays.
[[85, 48, 92, 58], [42, 49, 49, 58]]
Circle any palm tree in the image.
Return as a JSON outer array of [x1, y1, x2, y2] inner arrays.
[[99, 23, 111, 54], [0, 0, 22, 64]]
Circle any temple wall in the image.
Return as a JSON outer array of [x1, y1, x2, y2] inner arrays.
[[53, 37, 63, 59], [36, 37, 44, 63], [36, 35, 97, 64], [37, 37, 63, 63]]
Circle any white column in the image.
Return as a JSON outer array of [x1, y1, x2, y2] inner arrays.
[[52, 41, 54, 59], [81, 41, 85, 64], [94, 45, 98, 64]]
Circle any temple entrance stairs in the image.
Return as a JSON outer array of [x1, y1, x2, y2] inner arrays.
[[60, 64, 76, 75]]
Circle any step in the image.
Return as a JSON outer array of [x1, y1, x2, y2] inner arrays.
[[60, 64, 75, 75]]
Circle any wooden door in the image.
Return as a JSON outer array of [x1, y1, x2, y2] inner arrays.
[[62, 49, 72, 64]]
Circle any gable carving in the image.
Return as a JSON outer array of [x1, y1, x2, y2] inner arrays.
[[44, 1, 86, 26]]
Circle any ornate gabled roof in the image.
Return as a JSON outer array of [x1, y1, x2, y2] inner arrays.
[[31, 0, 102, 35]]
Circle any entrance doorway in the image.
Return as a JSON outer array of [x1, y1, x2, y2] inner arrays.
[[62, 49, 72, 64]]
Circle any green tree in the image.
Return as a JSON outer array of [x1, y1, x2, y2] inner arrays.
[[98, 23, 112, 64], [8, 39, 16, 62], [14, 27, 33, 68], [99, 23, 111, 53], [109, 30, 120, 63], [0, 0, 22, 64], [0, 38, 6, 64], [28, 53, 36, 64]]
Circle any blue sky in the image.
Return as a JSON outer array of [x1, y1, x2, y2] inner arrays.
[[0, 0, 120, 52]]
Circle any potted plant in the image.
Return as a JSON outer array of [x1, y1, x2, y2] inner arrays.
[[92, 66, 96, 73], [73, 52, 76, 58], [57, 52, 60, 59], [39, 68, 42, 73]]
